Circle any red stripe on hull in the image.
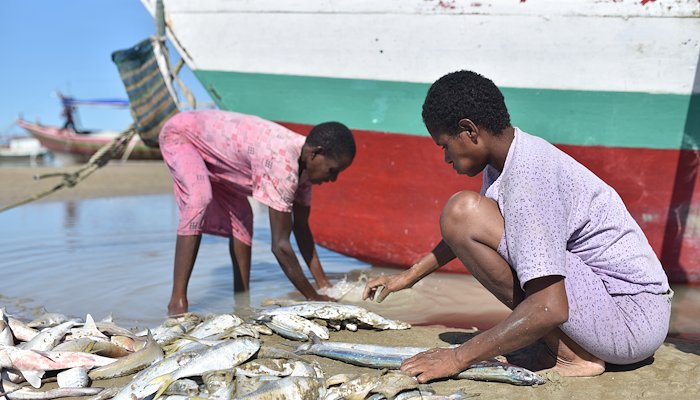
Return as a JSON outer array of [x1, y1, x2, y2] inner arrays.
[[281, 123, 700, 284]]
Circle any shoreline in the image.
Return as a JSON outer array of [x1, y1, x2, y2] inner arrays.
[[0, 161, 173, 207]]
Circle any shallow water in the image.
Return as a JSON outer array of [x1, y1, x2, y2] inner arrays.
[[0, 194, 698, 341]]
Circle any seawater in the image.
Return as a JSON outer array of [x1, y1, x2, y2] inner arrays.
[[0, 194, 698, 340]]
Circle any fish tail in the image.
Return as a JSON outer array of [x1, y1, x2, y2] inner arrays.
[[148, 373, 174, 400]]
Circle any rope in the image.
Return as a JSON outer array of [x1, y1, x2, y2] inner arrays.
[[0, 126, 136, 214]]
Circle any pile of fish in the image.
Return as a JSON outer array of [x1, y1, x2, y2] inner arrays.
[[0, 302, 544, 400]]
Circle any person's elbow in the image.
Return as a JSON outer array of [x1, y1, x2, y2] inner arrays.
[[271, 240, 294, 260], [543, 302, 569, 327]]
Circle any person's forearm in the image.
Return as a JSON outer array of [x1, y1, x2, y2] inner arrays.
[[271, 241, 319, 299], [294, 226, 328, 286], [454, 291, 567, 368], [404, 240, 456, 284]]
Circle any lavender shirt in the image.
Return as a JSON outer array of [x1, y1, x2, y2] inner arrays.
[[482, 128, 670, 296]]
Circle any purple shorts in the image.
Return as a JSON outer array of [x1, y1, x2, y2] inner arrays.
[[497, 236, 672, 364]]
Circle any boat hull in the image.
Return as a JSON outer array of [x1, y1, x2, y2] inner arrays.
[[17, 120, 162, 162], [282, 124, 700, 284], [141, 0, 700, 282]]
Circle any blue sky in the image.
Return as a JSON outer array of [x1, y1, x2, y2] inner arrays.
[[0, 1, 210, 136]]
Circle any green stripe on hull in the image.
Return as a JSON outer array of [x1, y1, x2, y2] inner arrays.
[[195, 70, 693, 150]]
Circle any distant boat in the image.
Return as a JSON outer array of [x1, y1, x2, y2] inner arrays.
[[17, 95, 162, 163], [0, 136, 48, 162]]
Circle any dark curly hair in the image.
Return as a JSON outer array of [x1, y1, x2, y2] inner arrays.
[[306, 121, 356, 161], [422, 70, 511, 136]]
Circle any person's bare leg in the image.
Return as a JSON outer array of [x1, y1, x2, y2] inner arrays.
[[168, 234, 202, 316], [229, 236, 251, 292], [441, 191, 604, 377]]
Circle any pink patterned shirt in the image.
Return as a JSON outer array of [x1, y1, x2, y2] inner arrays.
[[175, 110, 311, 212]]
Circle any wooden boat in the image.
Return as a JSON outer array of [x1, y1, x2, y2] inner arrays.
[[140, 0, 700, 283], [16, 96, 161, 162], [17, 120, 162, 163]]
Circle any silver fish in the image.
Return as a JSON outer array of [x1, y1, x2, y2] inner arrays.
[[235, 376, 325, 400], [5, 387, 103, 400], [110, 351, 199, 400], [296, 337, 545, 386], [150, 338, 261, 399], [261, 302, 410, 330]]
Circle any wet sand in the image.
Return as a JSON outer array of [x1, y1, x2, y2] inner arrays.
[[2, 162, 700, 399]]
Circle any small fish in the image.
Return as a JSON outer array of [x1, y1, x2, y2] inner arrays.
[[4, 387, 103, 400], [235, 358, 323, 379], [89, 331, 164, 380], [56, 367, 90, 388], [235, 376, 325, 400], [162, 378, 200, 396], [203, 371, 235, 400], [19, 319, 81, 351], [6, 318, 38, 343], [166, 314, 243, 351], [26, 313, 70, 329], [328, 370, 420, 400]]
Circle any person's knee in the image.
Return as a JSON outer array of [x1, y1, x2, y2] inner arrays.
[[440, 191, 482, 240]]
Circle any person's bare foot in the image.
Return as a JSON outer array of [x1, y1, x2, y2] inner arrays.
[[167, 297, 188, 316], [506, 340, 605, 377]]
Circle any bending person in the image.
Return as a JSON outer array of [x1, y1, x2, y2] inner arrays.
[[161, 110, 356, 315], [363, 70, 671, 381]]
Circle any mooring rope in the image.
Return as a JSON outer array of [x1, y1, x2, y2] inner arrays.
[[0, 126, 136, 213]]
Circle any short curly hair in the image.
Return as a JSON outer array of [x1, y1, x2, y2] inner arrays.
[[422, 70, 511, 136], [306, 121, 356, 161]]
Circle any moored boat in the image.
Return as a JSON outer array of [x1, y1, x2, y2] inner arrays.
[[17, 120, 162, 163], [140, 0, 700, 283]]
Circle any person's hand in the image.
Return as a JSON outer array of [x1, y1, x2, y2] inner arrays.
[[308, 293, 336, 302], [362, 273, 410, 303], [400, 347, 463, 383], [316, 278, 332, 290]]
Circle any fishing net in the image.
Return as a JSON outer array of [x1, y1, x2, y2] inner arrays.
[[111, 38, 179, 148]]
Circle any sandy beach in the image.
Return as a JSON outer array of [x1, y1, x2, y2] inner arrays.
[[1, 162, 700, 399]]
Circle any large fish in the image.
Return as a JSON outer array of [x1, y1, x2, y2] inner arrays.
[[110, 351, 199, 400], [19, 319, 81, 351], [149, 337, 261, 399], [0, 345, 116, 388], [261, 302, 410, 330], [295, 337, 545, 386]]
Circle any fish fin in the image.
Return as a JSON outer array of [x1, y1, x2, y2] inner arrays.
[[19, 369, 44, 388], [308, 332, 322, 344], [149, 374, 174, 400]]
